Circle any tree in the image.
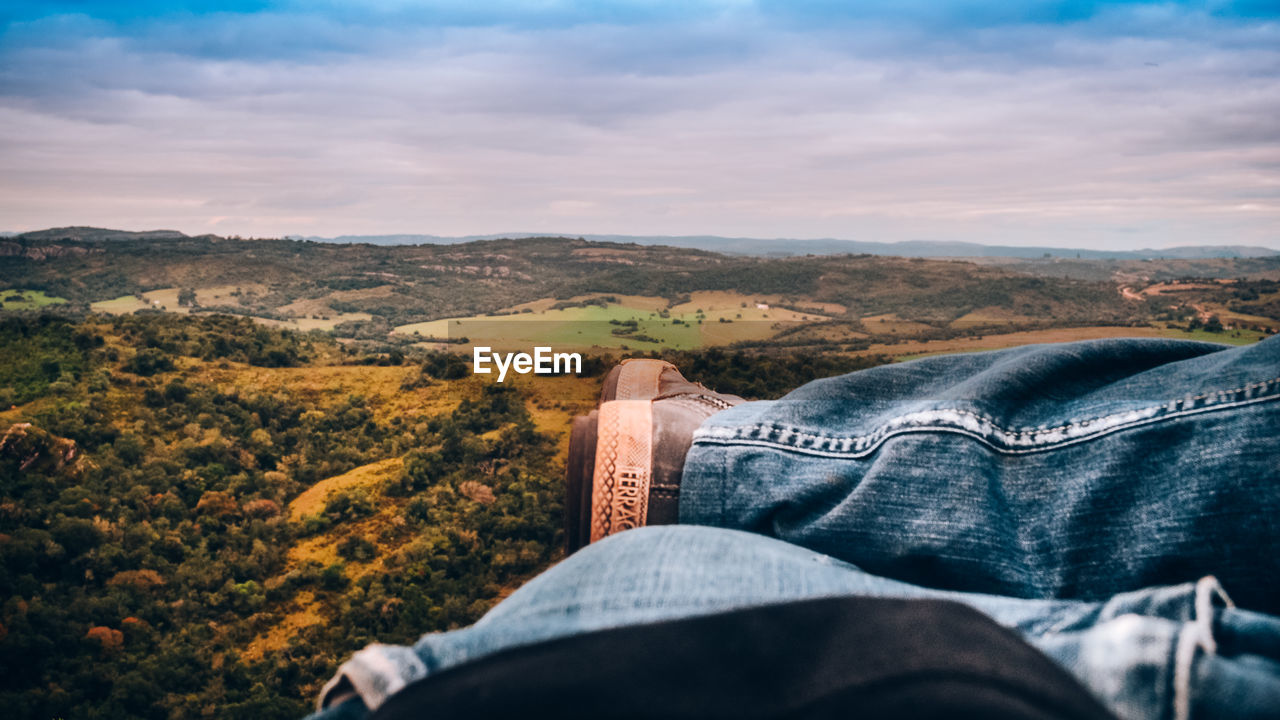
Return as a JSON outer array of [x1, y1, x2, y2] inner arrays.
[[124, 348, 174, 376]]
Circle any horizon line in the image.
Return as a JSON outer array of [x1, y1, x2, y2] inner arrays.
[[6, 225, 1279, 253]]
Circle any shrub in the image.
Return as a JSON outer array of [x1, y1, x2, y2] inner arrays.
[[324, 488, 375, 523], [124, 348, 174, 376], [336, 536, 377, 562]]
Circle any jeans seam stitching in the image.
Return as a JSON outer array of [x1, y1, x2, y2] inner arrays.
[[692, 377, 1280, 456]]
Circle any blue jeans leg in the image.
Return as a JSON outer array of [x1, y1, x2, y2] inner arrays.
[[311, 527, 1280, 720], [682, 336, 1280, 611]]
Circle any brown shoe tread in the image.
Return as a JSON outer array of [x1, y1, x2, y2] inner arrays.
[[590, 400, 653, 542]]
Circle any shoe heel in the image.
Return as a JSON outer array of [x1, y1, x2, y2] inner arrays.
[[599, 359, 677, 405]]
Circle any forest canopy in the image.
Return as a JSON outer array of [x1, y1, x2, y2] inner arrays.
[[0, 312, 888, 719]]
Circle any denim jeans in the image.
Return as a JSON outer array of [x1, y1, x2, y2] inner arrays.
[[309, 336, 1280, 720], [685, 336, 1280, 612]]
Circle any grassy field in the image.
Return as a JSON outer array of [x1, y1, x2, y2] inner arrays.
[[497, 294, 669, 314], [91, 289, 187, 314], [668, 290, 842, 319], [398, 305, 702, 349], [394, 291, 827, 350], [949, 306, 1036, 329], [194, 283, 266, 307], [1213, 307, 1280, 330], [88, 285, 373, 330], [91, 294, 153, 314], [1158, 326, 1269, 344], [92, 285, 260, 315], [886, 324, 1268, 362], [861, 313, 938, 335], [0, 289, 67, 310], [254, 312, 374, 332]]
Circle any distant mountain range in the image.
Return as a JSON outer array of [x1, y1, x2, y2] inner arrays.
[[296, 232, 1279, 260], [8, 227, 192, 242], [8, 226, 1277, 260]]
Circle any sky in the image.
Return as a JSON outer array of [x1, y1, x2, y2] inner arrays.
[[1, 1, 1278, 249]]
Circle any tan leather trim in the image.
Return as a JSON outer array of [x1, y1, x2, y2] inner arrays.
[[590, 400, 652, 542], [614, 359, 676, 400]]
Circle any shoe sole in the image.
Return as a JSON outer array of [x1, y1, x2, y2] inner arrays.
[[566, 360, 675, 553], [589, 399, 653, 543], [565, 412, 598, 555]]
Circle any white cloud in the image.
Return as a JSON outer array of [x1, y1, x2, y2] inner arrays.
[[0, 5, 1276, 248]]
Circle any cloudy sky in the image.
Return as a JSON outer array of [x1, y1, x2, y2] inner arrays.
[[1, 1, 1277, 248]]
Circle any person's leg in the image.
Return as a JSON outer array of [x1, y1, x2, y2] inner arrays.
[[312, 526, 1280, 720], [681, 336, 1280, 611]]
